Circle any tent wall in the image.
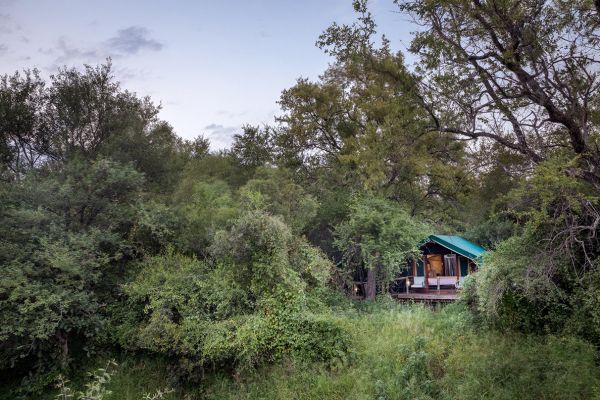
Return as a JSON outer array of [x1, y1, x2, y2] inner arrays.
[[416, 259, 424, 276], [460, 256, 469, 277]]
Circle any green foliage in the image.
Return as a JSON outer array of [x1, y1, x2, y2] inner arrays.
[[196, 305, 600, 400], [121, 212, 348, 380], [467, 158, 600, 342], [0, 60, 197, 196], [334, 194, 431, 282], [3, 6, 600, 396], [103, 121, 190, 193], [239, 168, 318, 233], [230, 125, 274, 168], [0, 158, 144, 371], [0, 69, 46, 175], [53, 359, 173, 400], [129, 201, 178, 255], [172, 178, 238, 256], [398, 0, 600, 192], [443, 334, 599, 400], [279, 12, 473, 224], [462, 217, 516, 251], [55, 360, 117, 400], [54, 158, 145, 232], [179, 153, 251, 189], [0, 62, 165, 178], [3, 302, 599, 400]]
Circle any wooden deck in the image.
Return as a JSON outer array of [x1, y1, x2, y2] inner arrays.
[[392, 289, 458, 303]]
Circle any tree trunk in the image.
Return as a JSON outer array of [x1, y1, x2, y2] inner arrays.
[[365, 268, 376, 300], [56, 331, 69, 368]]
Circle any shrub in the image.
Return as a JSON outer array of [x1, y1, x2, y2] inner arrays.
[[469, 158, 600, 344], [0, 159, 144, 372], [121, 212, 349, 380]]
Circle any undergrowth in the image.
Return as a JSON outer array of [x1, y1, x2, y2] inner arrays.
[[3, 302, 598, 400]]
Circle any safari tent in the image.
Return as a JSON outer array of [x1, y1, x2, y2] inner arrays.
[[393, 235, 486, 302], [411, 235, 485, 289]]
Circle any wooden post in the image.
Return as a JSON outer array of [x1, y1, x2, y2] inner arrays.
[[423, 255, 429, 293], [365, 268, 376, 300], [456, 254, 460, 279]]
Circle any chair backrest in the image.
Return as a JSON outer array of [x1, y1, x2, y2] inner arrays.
[[438, 276, 458, 286], [412, 276, 425, 287]]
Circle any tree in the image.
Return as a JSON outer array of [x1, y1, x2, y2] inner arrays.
[[279, 13, 473, 223], [239, 168, 318, 233], [397, 0, 600, 190], [0, 69, 47, 177], [103, 121, 191, 192], [180, 153, 252, 189], [171, 178, 238, 257], [334, 194, 430, 299], [0, 158, 144, 370], [230, 125, 274, 168], [186, 135, 211, 160], [121, 212, 346, 379], [386, 0, 600, 340], [44, 61, 160, 161], [467, 157, 600, 343], [0, 61, 163, 179]]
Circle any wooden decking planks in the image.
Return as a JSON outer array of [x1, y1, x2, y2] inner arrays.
[[392, 290, 458, 303]]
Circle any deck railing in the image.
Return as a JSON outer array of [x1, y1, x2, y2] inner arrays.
[[394, 275, 459, 292]]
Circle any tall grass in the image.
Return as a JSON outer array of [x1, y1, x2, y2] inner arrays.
[[197, 302, 599, 399], [8, 302, 597, 399]]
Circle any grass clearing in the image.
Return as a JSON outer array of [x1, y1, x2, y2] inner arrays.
[[6, 302, 598, 400]]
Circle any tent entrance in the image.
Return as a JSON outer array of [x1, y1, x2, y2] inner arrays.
[[443, 254, 457, 276]]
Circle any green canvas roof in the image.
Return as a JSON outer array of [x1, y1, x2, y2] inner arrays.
[[427, 235, 486, 261]]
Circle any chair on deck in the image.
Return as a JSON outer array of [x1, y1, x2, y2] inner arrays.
[[412, 276, 425, 289], [438, 276, 458, 286], [428, 276, 458, 290]]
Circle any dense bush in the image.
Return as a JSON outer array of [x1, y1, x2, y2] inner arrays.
[[334, 194, 431, 297], [171, 178, 238, 257], [0, 158, 144, 371], [119, 212, 350, 381], [6, 304, 596, 400], [238, 168, 318, 233], [465, 159, 600, 344]]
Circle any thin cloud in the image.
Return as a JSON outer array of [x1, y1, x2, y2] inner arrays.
[[0, 13, 20, 35], [106, 26, 163, 55], [40, 26, 163, 67], [41, 37, 101, 64], [0, 14, 11, 33], [204, 123, 240, 150], [205, 123, 224, 130], [216, 109, 250, 119]]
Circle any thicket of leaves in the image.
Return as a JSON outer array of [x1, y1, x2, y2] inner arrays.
[[461, 158, 600, 344], [118, 212, 348, 381], [334, 194, 431, 294], [0, 158, 145, 371]]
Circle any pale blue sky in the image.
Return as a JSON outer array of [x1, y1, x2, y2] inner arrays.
[[0, 0, 415, 149]]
